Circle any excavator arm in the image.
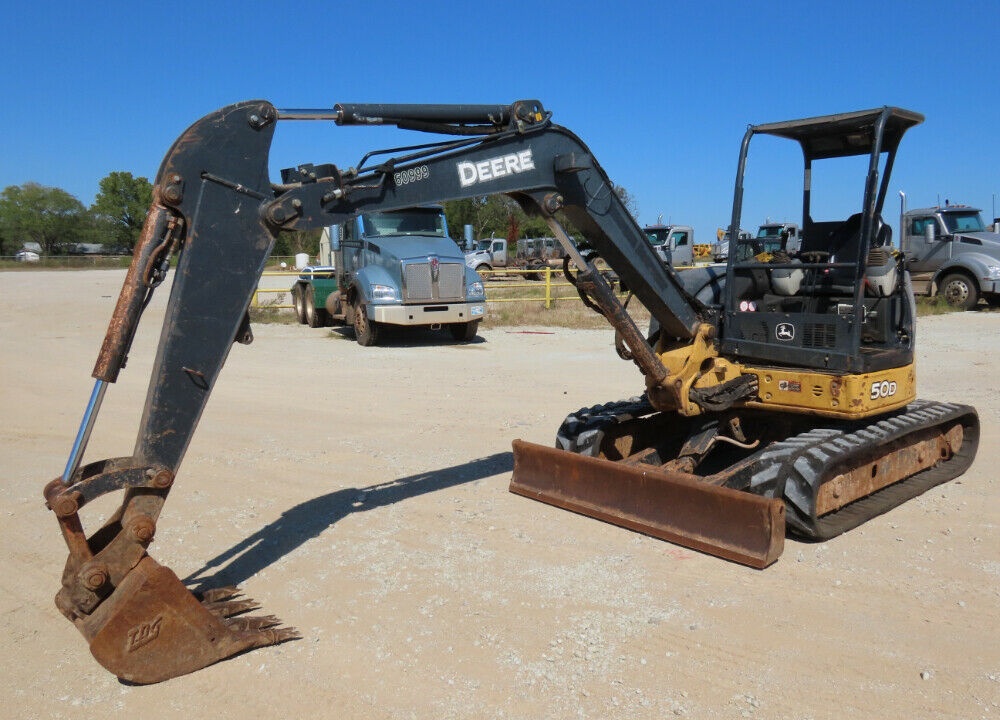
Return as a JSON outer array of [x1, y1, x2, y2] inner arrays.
[[45, 99, 732, 683]]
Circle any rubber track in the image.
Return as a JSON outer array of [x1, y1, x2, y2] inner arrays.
[[554, 396, 655, 456], [748, 399, 979, 540], [554, 398, 979, 542]]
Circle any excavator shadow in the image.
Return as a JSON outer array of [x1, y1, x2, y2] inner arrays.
[[182, 451, 514, 591]]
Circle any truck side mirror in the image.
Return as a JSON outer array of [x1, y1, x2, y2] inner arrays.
[[924, 222, 936, 244]]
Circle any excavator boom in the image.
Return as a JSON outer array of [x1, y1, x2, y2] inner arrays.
[[45, 99, 978, 682]]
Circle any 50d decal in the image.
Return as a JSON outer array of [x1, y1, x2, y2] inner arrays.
[[870, 379, 898, 401], [394, 165, 430, 186]]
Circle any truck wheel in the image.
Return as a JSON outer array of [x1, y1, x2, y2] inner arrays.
[[353, 301, 379, 346], [939, 272, 979, 310], [292, 284, 307, 324], [475, 264, 491, 279], [306, 286, 327, 327], [449, 321, 479, 342]]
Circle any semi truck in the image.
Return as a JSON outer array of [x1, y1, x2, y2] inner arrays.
[[899, 198, 1000, 309], [642, 223, 695, 266], [754, 222, 802, 255], [291, 205, 486, 344]]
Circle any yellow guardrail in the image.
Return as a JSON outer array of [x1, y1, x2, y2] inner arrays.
[[252, 269, 327, 309]]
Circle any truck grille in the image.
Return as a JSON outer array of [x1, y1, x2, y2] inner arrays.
[[403, 261, 465, 302]]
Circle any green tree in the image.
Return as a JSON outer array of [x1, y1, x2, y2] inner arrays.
[[0, 182, 88, 255], [614, 184, 639, 220], [91, 172, 153, 252], [272, 228, 322, 259], [445, 195, 545, 244]]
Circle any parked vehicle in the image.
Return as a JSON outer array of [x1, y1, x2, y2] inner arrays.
[[291, 205, 486, 344], [465, 235, 568, 279], [754, 222, 802, 255], [14, 249, 40, 262], [899, 197, 1000, 309], [712, 228, 751, 262], [642, 224, 695, 266]]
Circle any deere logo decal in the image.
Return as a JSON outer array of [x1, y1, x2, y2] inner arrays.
[[457, 149, 535, 188]]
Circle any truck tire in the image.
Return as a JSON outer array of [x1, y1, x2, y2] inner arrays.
[[353, 301, 379, 346], [448, 321, 480, 342], [305, 286, 327, 328], [523, 260, 547, 281], [939, 272, 979, 310], [292, 284, 307, 324], [475, 264, 491, 278]]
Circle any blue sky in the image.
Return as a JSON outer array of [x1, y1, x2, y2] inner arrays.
[[2, 0, 997, 239]]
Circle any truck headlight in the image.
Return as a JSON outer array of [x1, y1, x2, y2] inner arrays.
[[985, 266, 1000, 280], [467, 281, 485, 299], [370, 284, 397, 302]]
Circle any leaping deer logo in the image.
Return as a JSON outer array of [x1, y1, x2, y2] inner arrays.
[[776, 323, 795, 341]]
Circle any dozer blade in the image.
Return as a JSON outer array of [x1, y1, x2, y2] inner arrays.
[[510, 439, 785, 568], [73, 556, 298, 684]]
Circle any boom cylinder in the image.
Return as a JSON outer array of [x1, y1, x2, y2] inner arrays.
[[333, 103, 515, 126]]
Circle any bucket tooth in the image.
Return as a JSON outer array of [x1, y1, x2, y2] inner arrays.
[[509, 439, 785, 568], [203, 597, 262, 617], [196, 586, 241, 603], [225, 614, 281, 632], [76, 556, 297, 684]]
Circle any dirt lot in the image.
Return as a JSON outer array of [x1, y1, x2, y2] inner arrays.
[[1, 269, 997, 719]]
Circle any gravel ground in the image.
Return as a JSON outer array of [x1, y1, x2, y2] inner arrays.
[[1, 269, 997, 719]]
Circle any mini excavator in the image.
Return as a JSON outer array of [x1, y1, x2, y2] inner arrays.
[[44, 100, 978, 682]]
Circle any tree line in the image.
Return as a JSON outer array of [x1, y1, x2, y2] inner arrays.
[[0, 174, 637, 258], [0, 173, 152, 257]]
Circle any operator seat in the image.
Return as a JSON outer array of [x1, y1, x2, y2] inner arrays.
[[805, 213, 890, 295]]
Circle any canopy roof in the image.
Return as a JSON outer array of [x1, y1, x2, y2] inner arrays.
[[752, 107, 924, 160]]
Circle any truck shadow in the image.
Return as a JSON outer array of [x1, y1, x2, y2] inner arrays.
[[181, 451, 514, 591], [327, 325, 488, 347]]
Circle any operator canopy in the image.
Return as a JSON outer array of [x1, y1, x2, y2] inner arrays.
[[752, 107, 924, 160]]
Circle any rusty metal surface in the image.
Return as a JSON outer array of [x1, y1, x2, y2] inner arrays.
[[816, 423, 964, 516], [571, 267, 670, 387], [92, 205, 180, 383], [79, 556, 298, 684], [509, 439, 785, 568]]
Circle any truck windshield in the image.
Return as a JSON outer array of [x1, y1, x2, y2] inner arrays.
[[645, 228, 669, 246], [362, 208, 447, 237], [735, 239, 766, 262], [942, 211, 986, 233], [474, 239, 492, 252], [753, 226, 787, 253]]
